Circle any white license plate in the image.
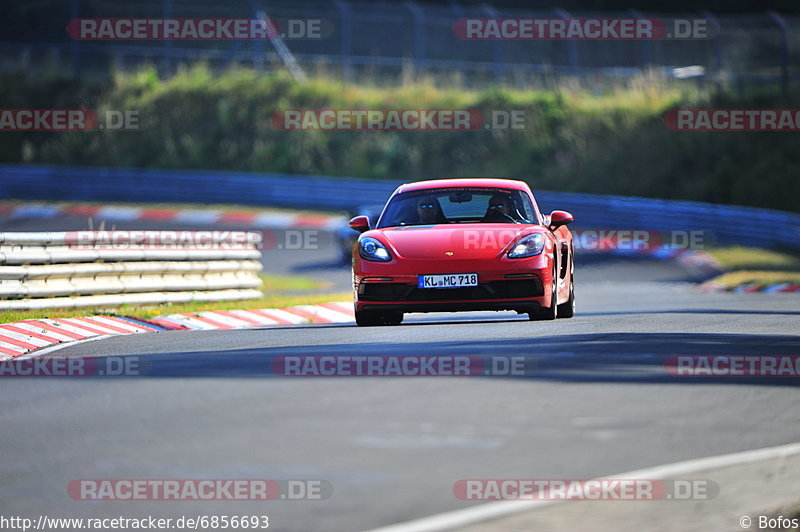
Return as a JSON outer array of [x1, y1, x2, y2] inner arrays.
[[418, 273, 479, 289]]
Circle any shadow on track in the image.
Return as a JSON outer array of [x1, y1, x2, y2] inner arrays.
[[571, 309, 800, 317], [88, 332, 800, 386]]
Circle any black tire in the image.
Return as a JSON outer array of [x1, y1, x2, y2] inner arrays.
[[557, 281, 575, 318], [529, 265, 558, 321], [355, 309, 383, 326], [383, 311, 404, 325], [355, 310, 404, 326], [557, 259, 575, 319]]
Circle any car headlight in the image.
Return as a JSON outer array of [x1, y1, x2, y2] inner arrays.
[[359, 237, 392, 262], [508, 233, 545, 258]]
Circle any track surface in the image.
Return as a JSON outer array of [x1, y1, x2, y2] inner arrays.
[[1, 216, 799, 531]]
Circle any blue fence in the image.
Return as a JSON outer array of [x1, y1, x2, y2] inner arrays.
[[1, 163, 799, 250]]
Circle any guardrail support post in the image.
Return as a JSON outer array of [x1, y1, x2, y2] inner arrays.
[[249, 1, 265, 70], [162, 0, 173, 74], [481, 3, 503, 82], [334, 0, 353, 82], [404, 1, 427, 66], [258, 9, 307, 83], [700, 11, 723, 89], [70, 0, 81, 77], [767, 11, 789, 94], [628, 9, 652, 68], [553, 8, 579, 74]]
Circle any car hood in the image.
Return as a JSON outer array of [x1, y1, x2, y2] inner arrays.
[[370, 224, 543, 260]]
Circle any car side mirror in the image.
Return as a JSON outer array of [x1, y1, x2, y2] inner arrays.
[[549, 210, 574, 228], [349, 215, 370, 233]]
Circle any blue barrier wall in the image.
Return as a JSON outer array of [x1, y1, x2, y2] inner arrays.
[[1, 164, 799, 249]]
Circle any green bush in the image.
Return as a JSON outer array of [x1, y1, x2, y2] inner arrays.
[[4, 65, 799, 213]]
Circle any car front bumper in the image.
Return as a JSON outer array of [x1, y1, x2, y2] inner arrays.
[[353, 258, 554, 314]]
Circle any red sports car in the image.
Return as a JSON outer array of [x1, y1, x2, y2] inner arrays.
[[349, 178, 575, 326]]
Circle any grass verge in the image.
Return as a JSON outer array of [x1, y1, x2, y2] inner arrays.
[[705, 246, 800, 288], [706, 271, 800, 289], [707, 246, 800, 271], [0, 273, 351, 324]]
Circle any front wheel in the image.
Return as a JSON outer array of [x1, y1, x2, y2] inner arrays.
[[557, 281, 575, 318], [557, 255, 575, 319], [528, 266, 558, 321]]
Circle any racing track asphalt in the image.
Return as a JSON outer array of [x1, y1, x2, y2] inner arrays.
[[1, 215, 799, 531]]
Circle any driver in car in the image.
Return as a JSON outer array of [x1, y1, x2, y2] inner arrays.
[[416, 195, 442, 224], [483, 194, 515, 222]]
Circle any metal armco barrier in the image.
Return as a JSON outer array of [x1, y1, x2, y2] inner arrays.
[[0, 164, 799, 250], [0, 230, 263, 310]]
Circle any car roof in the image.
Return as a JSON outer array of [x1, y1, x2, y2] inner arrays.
[[397, 178, 530, 194]]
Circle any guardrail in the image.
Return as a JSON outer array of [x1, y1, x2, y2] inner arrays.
[[0, 230, 263, 310], [1, 163, 799, 250]]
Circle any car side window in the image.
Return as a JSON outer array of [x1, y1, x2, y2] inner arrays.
[[519, 195, 536, 222]]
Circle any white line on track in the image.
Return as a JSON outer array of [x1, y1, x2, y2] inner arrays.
[[363, 441, 800, 532]]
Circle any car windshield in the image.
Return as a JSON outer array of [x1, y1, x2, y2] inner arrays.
[[377, 187, 538, 228]]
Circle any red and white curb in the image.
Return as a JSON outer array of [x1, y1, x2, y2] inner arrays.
[[151, 302, 354, 330], [0, 203, 345, 231], [0, 302, 354, 360], [700, 281, 800, 293], [0, 316, 159, 360]]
